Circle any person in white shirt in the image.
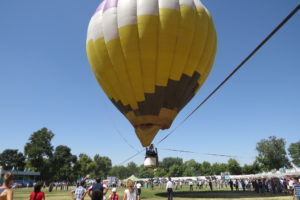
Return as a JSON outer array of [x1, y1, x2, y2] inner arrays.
[[123, 179, 137, 200], [166, 177, 173, 200], [71, 181, 86, 200], [189, 181, 193, 191], [136, 182, 142, 200], [179, 181, 183, 190], [289, 180, 295, 193]]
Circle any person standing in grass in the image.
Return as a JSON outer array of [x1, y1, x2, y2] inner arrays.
[[179, 181, 182, 190], [189, 181, 193, 191], [241, 179, 246, 192], [87, 178, 108, 200], [229, 179, 234, 191], [0, 173, 14, 200], [135, 182, 141, 200], [29, 182, 45, 200], [166, 177, 173, 200], [208, 180, 213, 191], [293, 177, 300, 200], [71, 181, 86, 200], [123, 179, 137, 200], [235, 179, 239, 191]]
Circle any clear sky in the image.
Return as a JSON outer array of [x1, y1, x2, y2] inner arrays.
[[0, 0, 299, 166]]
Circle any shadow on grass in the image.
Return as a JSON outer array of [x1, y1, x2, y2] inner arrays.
[[155, 191, 291, 199]]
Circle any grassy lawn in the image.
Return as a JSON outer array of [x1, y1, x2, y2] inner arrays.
[[14, 186, 292, 200]]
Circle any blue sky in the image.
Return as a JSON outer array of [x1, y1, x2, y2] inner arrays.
[[0, 0, 299, 166]]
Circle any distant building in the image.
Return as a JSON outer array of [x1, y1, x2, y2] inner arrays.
[[0, 169, 40, 186]]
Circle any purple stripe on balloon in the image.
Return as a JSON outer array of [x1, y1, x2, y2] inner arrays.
[[103, 0, 118, 12], [94, 2, 105, 15]]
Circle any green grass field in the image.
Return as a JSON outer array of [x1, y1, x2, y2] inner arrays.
[[14, 186, 292, 200]]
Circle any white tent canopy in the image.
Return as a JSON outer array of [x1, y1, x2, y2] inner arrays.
[[123, 175, 140, 182]]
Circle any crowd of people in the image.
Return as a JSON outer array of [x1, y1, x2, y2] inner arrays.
[[69, 177, 141, 200], [49, 182, 69, 191], [163, 176, 300, 200], [1, 172, 300, 200], [0, 172, 141, 200]]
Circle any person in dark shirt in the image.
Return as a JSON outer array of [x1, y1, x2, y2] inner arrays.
[[258, 179, 263, 193], [235, 180, 239, 191], [229, 180, 234, 191], [241, 179, 246, 192], [209, 180, 213, 191], [87, 178, 108, 200], [252, 180, 258, 193]]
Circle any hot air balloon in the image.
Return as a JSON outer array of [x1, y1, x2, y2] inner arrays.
[[86, 0, 217, 148]]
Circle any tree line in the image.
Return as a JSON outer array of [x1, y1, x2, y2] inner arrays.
[[0, 128, 299, 182]]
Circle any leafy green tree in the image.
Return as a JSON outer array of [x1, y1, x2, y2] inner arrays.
[[160, 157, 183, 172], [256, 136, 289, 169], [127, 162, 139, 176], [168, 164, 184, 177], [24, 128, 54, 180], [211, 163, 228, 175], [242, 164, 253, 174], [288, 141, 300, 166], [77, 154, 94, 176], [51, 145, 77, 181], [242, 161, 261, 174], [242, 164, 251, 174], [184, 159, 198, 174], [193, 163, 203, 176], [72, 161, 82, 182], [41, 158, 54, 181], [92, 154, 112, 178], [154, 168, 167, 177], [182, 166, 193, 176], [182, 159, 203, 176], [0, 149, 25, 170], [138, 166, 154, 178], [109, 166, 130, 179], [201, 161, 212, 175], [251, 161, 262, 173], [227, 159, 242, 175]]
